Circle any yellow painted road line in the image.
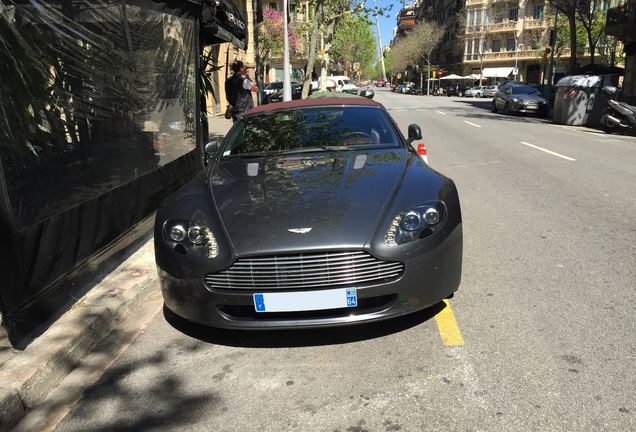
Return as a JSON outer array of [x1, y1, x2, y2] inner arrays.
[[435, 300, 464, 346], [464, 121, 482, 128], [520, 141, 576, 161]]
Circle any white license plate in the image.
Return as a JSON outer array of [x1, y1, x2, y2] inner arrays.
[[254, 288, 357, 313]]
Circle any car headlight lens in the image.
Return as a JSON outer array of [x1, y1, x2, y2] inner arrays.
[[385, 201, 447, 246], [163, 219, 219, 258], [169, 225, 187, 242]]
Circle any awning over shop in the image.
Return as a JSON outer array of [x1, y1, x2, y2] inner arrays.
[[202, 0, 247, 49], [482, 67, 514, 78]]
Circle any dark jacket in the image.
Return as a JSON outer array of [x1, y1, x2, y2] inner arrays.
[[225, 74, 253, 118]]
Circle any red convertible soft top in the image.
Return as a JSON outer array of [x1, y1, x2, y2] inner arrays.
[[245, 93, 383, 116]]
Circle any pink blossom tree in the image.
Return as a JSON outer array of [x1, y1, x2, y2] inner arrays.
[[258, 8, 304, 74]]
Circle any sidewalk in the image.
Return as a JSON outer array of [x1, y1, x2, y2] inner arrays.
[[0, 114, 233, 431]]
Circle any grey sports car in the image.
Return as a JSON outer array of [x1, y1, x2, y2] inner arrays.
[[154, 97, 462, 329]]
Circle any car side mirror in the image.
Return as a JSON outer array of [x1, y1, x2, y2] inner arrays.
[[406, 124, 422, 146], [204, 140, 219, 165]]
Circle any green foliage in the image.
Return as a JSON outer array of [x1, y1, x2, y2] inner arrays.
[[332, 14, 377, 80], [200, 49, 222, 105]]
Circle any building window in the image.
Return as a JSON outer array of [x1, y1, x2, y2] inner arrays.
[[492, 39, 501, 52], [467, 40, 472, 56], [533, 5, 544, 19], [468, 11, 474, 27], [268, 2, 277, 11], [509, 8, 518, 21], [483, 10, 488, 26], [507, 38, 515, 51]]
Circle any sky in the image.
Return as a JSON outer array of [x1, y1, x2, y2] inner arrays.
[[366, 0, 405, 54]]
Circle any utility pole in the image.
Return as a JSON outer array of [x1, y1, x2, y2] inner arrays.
[[373, 0, 387, 80], [282, 0, 291, 101]]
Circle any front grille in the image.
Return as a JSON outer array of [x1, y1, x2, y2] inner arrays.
[[204, 251, 404, 291]]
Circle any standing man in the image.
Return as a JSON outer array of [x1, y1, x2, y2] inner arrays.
[[225, 60, 259, 122]]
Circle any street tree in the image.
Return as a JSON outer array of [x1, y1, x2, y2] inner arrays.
[[301, 0, 390, 97], [574, 0, 607, 66], [389, 21, 444, 94], [332, 14, 377, 82], [258, 7, 303, 78], [549, 0, 578, 74]]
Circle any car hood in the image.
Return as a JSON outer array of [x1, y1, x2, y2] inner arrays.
[[209, 150, 406, 255], [512, 94, 546, 102]]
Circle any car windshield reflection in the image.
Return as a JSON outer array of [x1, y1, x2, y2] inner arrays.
[[512, 86, 542, 96], [221, 106, 402, 159]]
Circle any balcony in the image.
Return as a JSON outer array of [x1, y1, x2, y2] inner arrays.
[[461, 48, 538, 63], [523, 18, 547, 30], [487, 21, 517, 33], [606, 1, 636, 40]]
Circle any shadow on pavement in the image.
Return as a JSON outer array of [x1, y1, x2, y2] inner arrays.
[[163, 301, 447, 348]]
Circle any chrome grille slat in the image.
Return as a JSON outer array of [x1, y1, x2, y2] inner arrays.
[[204, 251, 404, 290]]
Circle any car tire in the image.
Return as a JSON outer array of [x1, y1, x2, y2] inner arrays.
[[476, 93, 481, 98], [491, 101, 497, 113], [503, 103, 510, 115]]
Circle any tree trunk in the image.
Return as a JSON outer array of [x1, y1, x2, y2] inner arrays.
[[568, 13, 578, 74], [302, 0, 323, 98]]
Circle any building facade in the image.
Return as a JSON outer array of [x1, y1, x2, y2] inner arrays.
[[394, 0, 596, 85]]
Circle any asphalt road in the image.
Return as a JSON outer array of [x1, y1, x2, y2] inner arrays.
[[48, 88, 636, 431]]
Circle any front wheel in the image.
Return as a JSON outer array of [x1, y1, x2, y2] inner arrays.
[[491, 101, 497, 113], [503, 103, 511, 115]]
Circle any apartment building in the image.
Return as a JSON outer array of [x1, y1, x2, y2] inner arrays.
[[399, 0, 576, 84]]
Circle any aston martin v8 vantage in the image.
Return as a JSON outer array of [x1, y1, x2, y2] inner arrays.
[[154, 97, 462, 329]]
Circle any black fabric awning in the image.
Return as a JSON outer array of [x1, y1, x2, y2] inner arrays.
[[202, 0, 247, 49], [580, 64, 624, 76]]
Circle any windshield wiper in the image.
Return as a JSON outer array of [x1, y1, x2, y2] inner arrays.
[[281, 146, 353, 154]]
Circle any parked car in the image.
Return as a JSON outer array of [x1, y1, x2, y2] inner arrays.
[[532, 84, 557, 107], [464, 86, 486, 98], [357, 86, 375, 99], [445, 83, 470, 97], [155, 96, 463, 329], [491, 84, 549, 117], [483, 85, 498, 97], [263, 81, 285, 96], [263, 83, 314, 104], [377, 79, 387, 87]]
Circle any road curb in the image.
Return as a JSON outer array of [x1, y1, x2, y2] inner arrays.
[[0, 236, 158, 432]]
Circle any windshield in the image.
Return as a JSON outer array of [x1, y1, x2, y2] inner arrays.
[[512, 86, 542, 96], [221, 106, 401, 159]]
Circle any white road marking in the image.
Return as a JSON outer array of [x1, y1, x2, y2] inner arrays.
[[464, 121, 482, 128], [436, 111, 446, 115], [520, 141, 576, 161]]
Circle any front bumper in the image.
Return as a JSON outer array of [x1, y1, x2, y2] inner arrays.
[[157, 225, 462, 329]]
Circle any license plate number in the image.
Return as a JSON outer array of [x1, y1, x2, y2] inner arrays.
[[254, 288, 357, 313]]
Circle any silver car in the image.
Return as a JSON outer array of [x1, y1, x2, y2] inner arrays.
[[464, 86, 486, 98], [491, 85, 549, 117]]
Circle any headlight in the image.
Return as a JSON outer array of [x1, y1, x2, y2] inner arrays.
[[163, 219, 219, 258], [385, 201, 447, 246]]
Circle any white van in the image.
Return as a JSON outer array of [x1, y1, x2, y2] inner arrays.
[[325, 75, 357, 94]]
